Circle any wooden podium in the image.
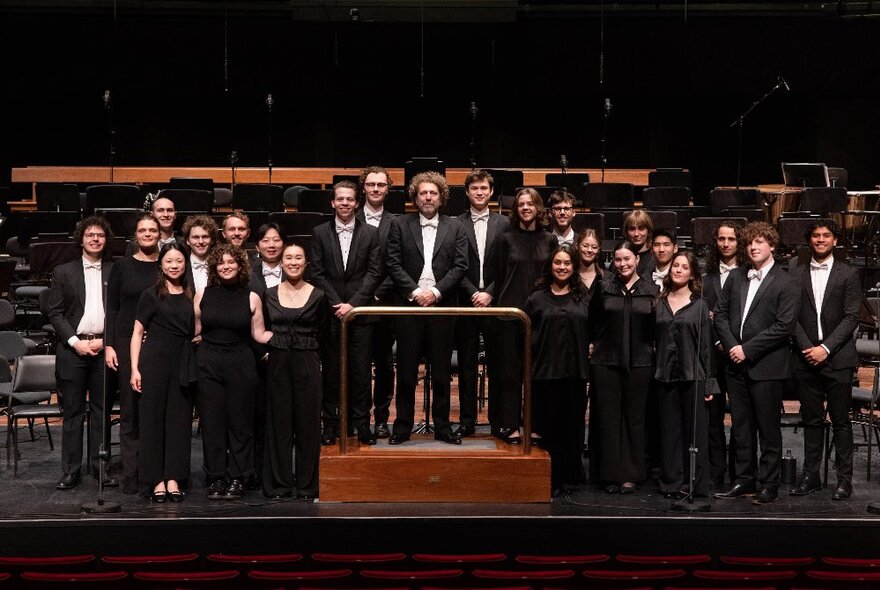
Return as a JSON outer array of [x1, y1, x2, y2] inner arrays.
[[319, 306, 551, 503]]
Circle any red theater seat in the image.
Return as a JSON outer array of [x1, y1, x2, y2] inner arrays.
[[101, 552, 200, 571], [582, 567, 688, 585], [616, 554, 712, 566], [248, 568, 353, 585], [516, 554, 610, 566], [412, 553, 507, 565], [806, 569, 880, 586], [719, 556, 815, 568], [693, 568, 798, 582], [360, 568, 464, 582], [821, 556, 880, 568], [472, 568, 576, 582], [133, 569, 239, 587], [0, 555, 95, 571], [311, 552, 407, 564], [205, 552, 303, 570], [21, 570, 126, 585]]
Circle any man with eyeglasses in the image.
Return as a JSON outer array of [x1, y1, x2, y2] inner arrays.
[[356, 166, 398, 438], [43, 216, 118, 490], [548, 191, 577, 247]]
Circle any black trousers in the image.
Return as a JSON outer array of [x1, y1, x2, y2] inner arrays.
[[138, 340, 194, 487], [57, 346, 106, 476], [657, 381, 710, 497], [794, 360, 854, 484], [196, 343, 256, 481], [707, 350, 730, 487], [455, 315, 495, 429], [492, 319, 524, 430], [393, 314, 454, 436], [590, 364, 652, 484], [534, 378, 587, 488], [263, 348, 321, 498], [322, 320, 373, 430], [114, 337, 140, 492], [252, 344, 268, 485], [727, 370, 783, 491], [371, 316, 395, 425]]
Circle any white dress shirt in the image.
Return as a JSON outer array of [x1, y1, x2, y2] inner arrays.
[[651, 264, 670, 291], [412, 214, 442, 302], [262, 263, 282, 288], [470, 207, 490, 289], [190, 255, 208, 293], [741, 258, 775, 339], [553, 227, 575, 248], [69, 257, 104, 346], [158, 235, 177, 249], [336, 217, 355, 271], [719, 261, 737, 288], [364, 204, 384, 228], [810, 256, 834, 345]]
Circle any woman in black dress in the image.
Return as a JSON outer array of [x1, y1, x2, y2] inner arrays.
[[130, 243, 197, 502], [525, 246, 590, 496], [589, 241, 658, 494], [655, 251, 717, 499], [262, 243, 329, 501], [194, 244, 272, 500], [492, 187, 558, 444], [105, 213, 161, 494]]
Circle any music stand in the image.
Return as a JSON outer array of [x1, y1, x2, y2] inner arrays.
[[782, 163, 830, 188], [404, 158, 446, 186]]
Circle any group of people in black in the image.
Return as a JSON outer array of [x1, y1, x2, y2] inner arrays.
[[42, 166, 863, 503]]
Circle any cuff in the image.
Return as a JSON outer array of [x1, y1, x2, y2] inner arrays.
[[430, 287, 441, 301], [820, 344, 831, 355], [67, 336, 79, 347], [409, 288, 421, 301]]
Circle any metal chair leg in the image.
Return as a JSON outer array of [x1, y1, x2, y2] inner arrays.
[[44, 417, 53, 451]]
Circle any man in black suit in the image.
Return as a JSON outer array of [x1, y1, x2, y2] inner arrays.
[[356, 166, 398, 438], [248, 222, 284, 300], [386, 171, 468, 445], [789, 219, 862, 500], [702, 221, 746, 489], [455, 170, 508, 437], [43, 216, 117, 489], [311, 181, 383, 445], [714, 221, 800, 505]]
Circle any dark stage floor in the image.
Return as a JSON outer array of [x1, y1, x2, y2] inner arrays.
[[2, 420, 880, 559]]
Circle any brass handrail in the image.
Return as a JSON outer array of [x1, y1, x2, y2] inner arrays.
[[339, 306, 533, 455]]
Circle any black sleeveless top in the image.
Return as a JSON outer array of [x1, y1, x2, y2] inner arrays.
[[200, 284, 252, 346]]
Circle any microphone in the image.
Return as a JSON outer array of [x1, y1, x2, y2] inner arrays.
[[230, 150, 239, 166], [103, 90, 111, 109], [560, 154, 568, 173], [470, 101, 478, 118], [604, 97, 612, 115], [777, 76, 790, 92], [266, 93, 273, 110]]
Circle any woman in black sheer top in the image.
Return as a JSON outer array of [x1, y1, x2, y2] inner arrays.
[[589, 241, 658, 494], [655, 251, 717, 499]]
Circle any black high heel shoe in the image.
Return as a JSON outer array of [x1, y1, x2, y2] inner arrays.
[[150, 490, 167, 503], [166, 490, 184, 502]]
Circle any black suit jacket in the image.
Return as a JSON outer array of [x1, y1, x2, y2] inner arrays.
[[385, 214, 468, 306], [356, 208, 397, 304], [310, 218, 382, 320], [43, 258, 113, 377], [792, 257, 862, 370], [456, 210, 509, 302], [714, 262, 800, 381]]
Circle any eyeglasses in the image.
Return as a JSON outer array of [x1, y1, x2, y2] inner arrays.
[[364, 182, 388, 189], [84, 233, 106, 239], [551, 207, 573, 214]]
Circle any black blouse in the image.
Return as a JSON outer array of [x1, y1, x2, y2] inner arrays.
[[136, 290, 195, 343], [264, 285, 329, 351], [654, 296, 718, 389], [589, 275, 658, 368], [105, 257, 159, 346], [494, 227, 558, 309], [200, 284, 252, 346], [524, 289, 590, 381]]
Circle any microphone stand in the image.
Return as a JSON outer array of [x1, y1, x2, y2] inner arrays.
[[600, 100, 610, 183], [104, 91, 115, 183], [729, 78, 787, 189], [469, 102, 478, 169], [230, 150, 239, 191], [266, 94, 274, 184], [82, 279, 122, 514]]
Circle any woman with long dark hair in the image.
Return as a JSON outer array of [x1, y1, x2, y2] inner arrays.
[[655, 251, 717, 499], [105, 214, 161, 494], [492, 187, 558, 443], [130, 243, 197, 502], [589, 240, 658, 494], [525, 246, 590, 496], [262, 243, 329, 501], [194, 244, 272, 500]]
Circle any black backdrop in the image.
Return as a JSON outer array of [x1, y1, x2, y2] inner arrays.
[[2, 9, 879, 201]]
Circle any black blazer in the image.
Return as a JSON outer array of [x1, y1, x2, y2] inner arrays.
[[356, 208, 397, 304], [309, 218, 382, 319], [714, 262, 800, 381], [792, 258, 862, 371], [456, 210, 509, 303], [385, 214, 468, 306]]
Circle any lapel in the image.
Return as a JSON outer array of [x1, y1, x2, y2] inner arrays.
[[408, 215, 425, 260], [459, 213, 477, 256], [737, 271, 750, 325], [346, 220, 364, 278], [486, 213, 501, 250], [801, 263, 817, 313], [433, 216, 449, 256], [73, 261, 86, 309], [327, 220, 345, 277], [101, 263, 111, 303], [744, 264, 778, 324], [819, 259, 843, 317]]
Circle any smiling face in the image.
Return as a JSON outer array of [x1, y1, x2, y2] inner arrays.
[[516, 194, 537, 227], [613, 246, 639, 281], [81, 224, 107, 259], [748, 236, 775, 269], [281, 244, 307, 282], [626, 224, 649, 249], [216, 253, 240, 284], [415, 182, 441, 219], [578, 235, 601, 266], [135, 218, 160, 251], [809, 225, 837, 261], [332, 186, 358, 224], [363, 172, 389, 210], [152, 198, 176, 235], [467, 179, 493, 211], [161, 248, 186, 283], [669, 253, 692, 289], [222, 216, 250, 248], [551, 250, 574, 285], [257, 228, 283, 265], [550, 201, 575, 232], [186, 225, 212, 259], [652, 235, 678, 269]]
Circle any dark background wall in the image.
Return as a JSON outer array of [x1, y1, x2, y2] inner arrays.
[[2, 8, 878, 200]]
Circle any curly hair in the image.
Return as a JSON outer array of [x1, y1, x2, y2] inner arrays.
[[742, 221, 779, 249], [359, 165, 394, 189], [73, 215, 114, 260], [206, 243, 251, 287], [181, 215, 218, 243], [660, 250, 703, 298], [509, 187, 549, 229], [705, 220, 747, 269], [534, 245, 585, 302], [408, 171, 449, 206], [804, 217, 841, 241]]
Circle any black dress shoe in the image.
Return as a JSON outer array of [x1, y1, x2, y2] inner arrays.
[[388, 433, 409, 445], [320, 428, 338, 446], [150, 490, 167, 503], [455, 424, 475, 437], [714, 482, 757, 499], [357, 425, 377, 445], [225, 479, 244, 500], [56, 472, 81, 490], [832, 481, 853, 501], [494, 427, 520, 445], [374, 422, 391, 439], [207, 479, 227, 500], [166, 490, 184, 503], [751, 487, 778, 505], [435, 431, 462, 445], [790, 474, 822, 496], [297, 493, 316, 502]]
